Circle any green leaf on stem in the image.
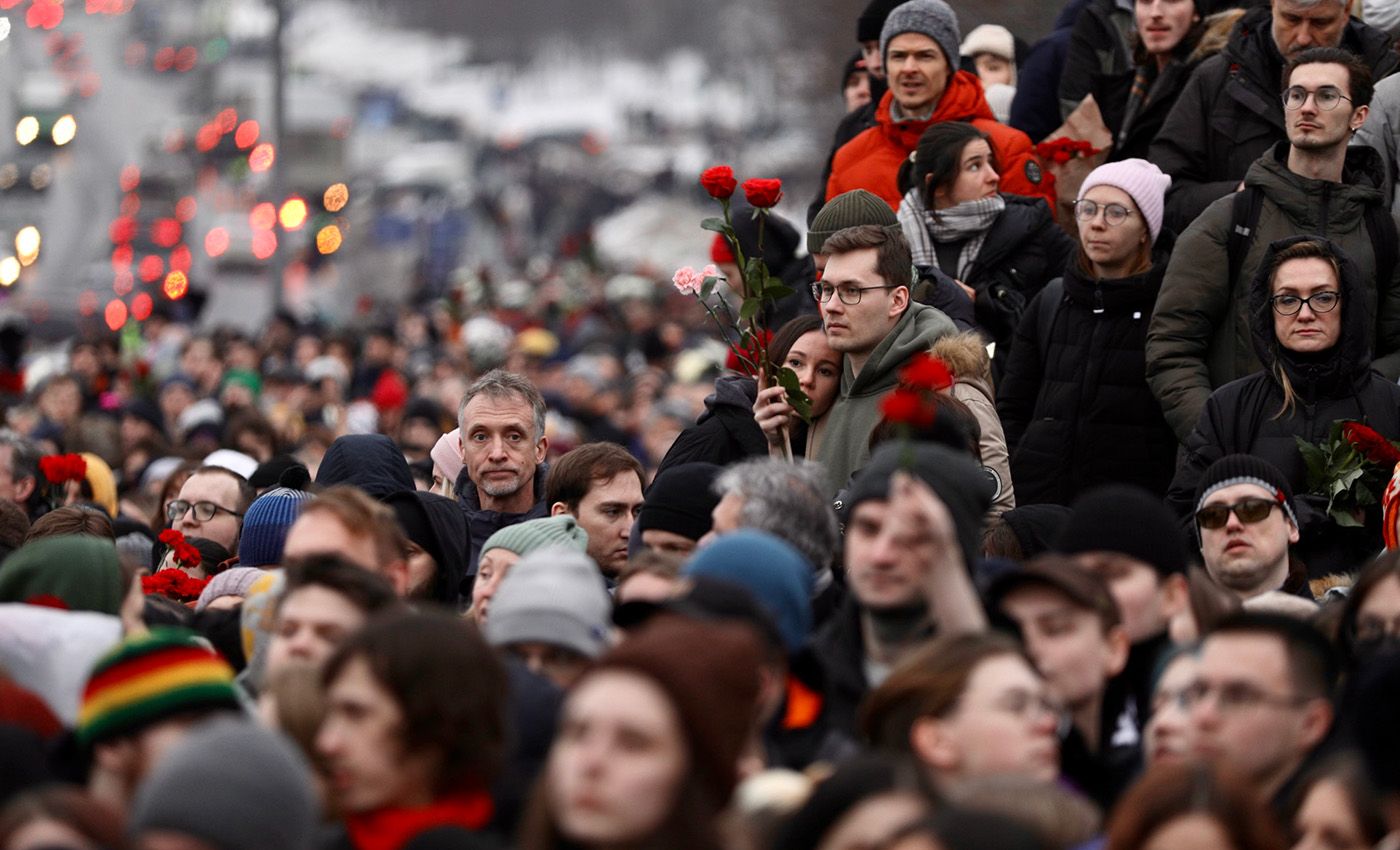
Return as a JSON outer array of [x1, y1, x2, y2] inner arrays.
[[739, 298, 761, 322], [766, 283, 795, 300], [775, 366, 813, 422], [701, 276, 720, 299], [701, 217, 730, 235]]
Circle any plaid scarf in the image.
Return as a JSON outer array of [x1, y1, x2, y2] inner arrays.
[[897, 190, 1004, 280]]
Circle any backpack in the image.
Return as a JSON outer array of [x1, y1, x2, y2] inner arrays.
[[1225, 185, 1397, 290]]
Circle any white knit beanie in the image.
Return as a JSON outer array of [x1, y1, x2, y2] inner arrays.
[[960, 24, 1015, 61], [1078, 158, 1172, 244]]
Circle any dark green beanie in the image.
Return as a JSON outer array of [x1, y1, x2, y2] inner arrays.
[[0, 534, 124, 615], [808, 189, 900, 255]]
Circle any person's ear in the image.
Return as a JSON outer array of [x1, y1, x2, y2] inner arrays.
[[1104, 625, 1131, 679], [385, 559, 411, 597], [550, 502, 571, 517], [1351, 104, 1369, 133], [1298, 698, 1333, 751], [535, 435, 549, 464], [1160, 572, 1190, 622], [910, 716, 960, 772], [1287, 516, 1300, 545], [13, 475, 34, 503], [889, 285, 910, 318]]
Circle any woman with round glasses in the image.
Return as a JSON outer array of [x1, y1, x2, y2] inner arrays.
[[1167, 236, 1400, 576], [896, 122, 1076, 366], [997, 159, 1178, 505]]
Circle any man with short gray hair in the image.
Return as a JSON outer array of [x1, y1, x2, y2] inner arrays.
[[707, 458, 840, 579], [456, 369, 551, 580], [0, 430, 41, 520]]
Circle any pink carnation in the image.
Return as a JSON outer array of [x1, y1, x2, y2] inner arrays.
[[672, 266, 705, 296]]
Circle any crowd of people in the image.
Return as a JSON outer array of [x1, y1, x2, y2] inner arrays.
[[5, 0, 1400, 848]]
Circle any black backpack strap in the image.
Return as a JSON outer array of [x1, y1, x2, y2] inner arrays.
[[1364, 205, 1398, 295], [1036, 277, 1065, 359], [1227, 186, 1265, 287]]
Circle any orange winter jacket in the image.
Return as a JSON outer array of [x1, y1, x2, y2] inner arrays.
[[826, 71, 1053, 213]]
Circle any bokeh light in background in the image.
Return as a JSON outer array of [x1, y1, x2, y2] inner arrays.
[[137, 254, 163, 282], [163, 270, 188, 299], [0, 258, 19, 286], [234, 120, 259, 149], [51, 114, 76, 145], [119, 165, 140, 193], [249, 202, 276, 231], [175, 196, 197, 222], [251, 229, 277, 260], [131, 292, 153, 320], [324, 183, 349, 212], [104, 299, 127, 330], [278, 197, 307, 230], [15, 116, 38, 146], [204, 227, 229, 258], [248, 143, 274, 173], [169, 244, 192, 272], [316, 225, 343, 255], [112, 269, 133, 295]]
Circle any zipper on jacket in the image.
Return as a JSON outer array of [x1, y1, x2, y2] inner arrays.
[[1093, 285, 1105, 315]]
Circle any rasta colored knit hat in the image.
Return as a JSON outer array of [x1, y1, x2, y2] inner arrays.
[[1056, 484, 1187, 577], [808, 189, 900, 255], [683, 530, 814, 654], [587, 614, 763, 807], [1078, 158, 1172, 244], [1194, 454, 1298, 527], [881, 0, 961, 69], [237, 486, 313, 568], [484, 549, 612, 659], [858, 0, 907, 43], [480, 514, 589, 558], [638, 462, 722, 542], [77, 628, 240, 747], [128, 718, 318, 850]]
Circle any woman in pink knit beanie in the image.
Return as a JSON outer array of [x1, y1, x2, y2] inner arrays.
[[996, 157, 1181, 505]]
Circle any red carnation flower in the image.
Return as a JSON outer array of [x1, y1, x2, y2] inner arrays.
[[880, 388, 936, 428], [700, 165, 737, 200], [742, 178, 783, 209], [39, 454, 86, 485], [899, 353, 954, 392], [158, 528, 185, 546], [1343, 421, 1400, 466]]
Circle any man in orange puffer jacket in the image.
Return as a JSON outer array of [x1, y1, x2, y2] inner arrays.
[[827, 0, 1053, 213]]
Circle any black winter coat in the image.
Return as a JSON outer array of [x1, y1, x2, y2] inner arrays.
[[656, 375, 769, 475], [1010, 0, 1094, 142], [921, 196, 1078, 357], [1058, 0, 1135, 120], [1093, 49, 1203, 163], [1151, 7, 1400, 233], [1167, 236, 1400, 576], [998, 241, 1179, 505]]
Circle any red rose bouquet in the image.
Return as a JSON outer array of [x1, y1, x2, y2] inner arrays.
[[39, 453, 86, 485], [142, 569, 209, 603], [158, 528, 204, 570], [1296, 420, 1400, 528]]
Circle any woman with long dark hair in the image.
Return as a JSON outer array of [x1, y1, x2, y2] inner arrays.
[[897, 122, 1076, 367]]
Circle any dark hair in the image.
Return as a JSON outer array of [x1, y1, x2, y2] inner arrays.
[[869, 392, 981, 459], [224, 410, 280, 458], [183, 536, 233, 575], [1284, 46, 1374, 109], [154, 460, 200, 530], [898, 121, 994, 209], [1186, 565, 1241, 637], [1106, 762, 1285, 850], [769, 315, 826, 368], [822, 225, 915, 293], [1335, 551, 1400, 667], [0, 786, 126, 850], [544, 442, 644, 511], [189, 465, 257, 514], [26, 505, 116, 542], [281, 553, 402, 617], [1286, 751, 1389, 847], [860, 632, 1027, 751], [982, 516, 1024, 561], [1208, 611, 1339, 699], [323, 609, 507, 793]]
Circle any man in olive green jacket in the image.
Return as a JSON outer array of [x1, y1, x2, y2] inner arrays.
[[1146, 49, 1400, 441], [813, 225, 957, 493]]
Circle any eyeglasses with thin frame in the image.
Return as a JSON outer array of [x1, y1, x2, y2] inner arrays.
[[810, 282, 893, 305], [1194, 497, 1278, 530], [1182, 679, 1311, 712], [1270, 291, 1340, 316], [1072, 199, 1136, 227], [166, 499, 244, 523], [1282, 85, 1353, 111], [990, 687, 1064, 723]]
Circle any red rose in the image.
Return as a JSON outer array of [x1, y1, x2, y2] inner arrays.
[[899, 353, 954, 392], [742, 178, 783, 209], [1343, 421, 1400, 466], [880, 388, 936, 428], [700, 166, 737, 200]]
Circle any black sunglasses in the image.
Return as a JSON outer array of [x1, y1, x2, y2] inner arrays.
[[1195, 498, 1278, 530]]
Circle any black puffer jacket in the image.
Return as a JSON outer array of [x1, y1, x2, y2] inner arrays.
[[656, 374, 768, 475], [1150, 7, 1400, 233], [1167, 236, 1400, 576], [1058, 0, 1135, 120], [920, 196, 1078, 359], [998, 237, 1179, 505]]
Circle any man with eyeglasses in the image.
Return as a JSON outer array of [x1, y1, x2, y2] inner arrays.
[[810, 224, 956, 493], [1192, 454, 1304, 600], [169, 465, 254, 554], [1188, 612, 1336, 817], [1151, 0, 1397, 232], [1148, 46, 1400, 442]]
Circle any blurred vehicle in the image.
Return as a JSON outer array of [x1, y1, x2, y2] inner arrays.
[[13, 72, 76, 149]]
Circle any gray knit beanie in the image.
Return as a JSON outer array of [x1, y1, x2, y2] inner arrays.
[[484, 548, 612, 659], [480, 514, 589, 558], [881, 0, 961, 68], [808, 189, 901, 255], [128, 718, 317, 850]]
